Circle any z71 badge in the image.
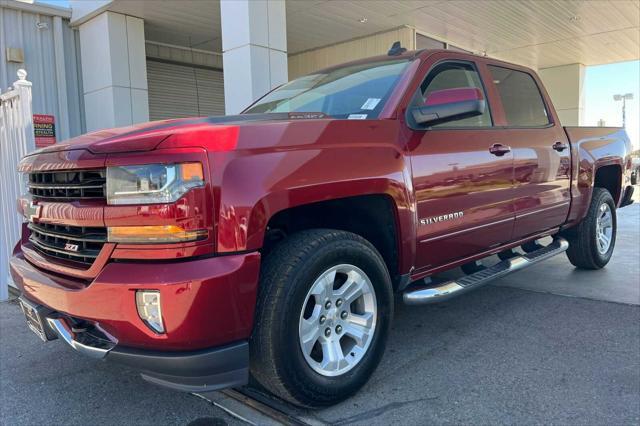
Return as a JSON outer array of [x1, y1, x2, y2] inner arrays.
[[64, 243, 79, 252], [420, 211, 464, 226]]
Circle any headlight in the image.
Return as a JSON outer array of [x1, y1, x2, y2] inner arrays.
[[106, 163, 204, 205]]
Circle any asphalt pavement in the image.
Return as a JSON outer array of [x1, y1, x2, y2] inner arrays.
[[1, 203, 638, 426], [0, 300, 245, 426]]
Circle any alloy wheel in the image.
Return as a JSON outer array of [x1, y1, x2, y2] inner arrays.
[[595, 202, 613, 254], [298, 264, 377, 377]]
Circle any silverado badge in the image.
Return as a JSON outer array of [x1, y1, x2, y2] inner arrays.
[[420, 211, 464, 226]]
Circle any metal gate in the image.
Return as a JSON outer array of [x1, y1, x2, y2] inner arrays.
[[0, 70, 35, 301], [147, 59, 225, 121]]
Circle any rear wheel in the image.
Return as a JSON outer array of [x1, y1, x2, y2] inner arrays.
[[565, 187, 617, 269], [250, 229, 393, 407]]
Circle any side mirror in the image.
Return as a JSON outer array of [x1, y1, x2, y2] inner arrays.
[[411, 87, 485, 126]]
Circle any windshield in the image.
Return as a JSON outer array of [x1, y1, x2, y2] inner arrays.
[[244, 59, 411, 119]]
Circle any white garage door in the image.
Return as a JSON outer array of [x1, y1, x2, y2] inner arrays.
[[147, 59, 225, 121]]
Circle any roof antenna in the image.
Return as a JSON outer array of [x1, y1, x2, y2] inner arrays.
[[388, 41, 406, 56]]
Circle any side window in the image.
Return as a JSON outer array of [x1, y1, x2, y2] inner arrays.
[[419, 62, 492, 128], [488, 65, 550, 127]]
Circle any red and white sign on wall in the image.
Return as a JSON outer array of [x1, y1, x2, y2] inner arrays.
[[33, 114, 56, 148]]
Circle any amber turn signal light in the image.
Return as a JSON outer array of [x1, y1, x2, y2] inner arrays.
[[107, 225, 207, 244], [180, 162, 204, 181]]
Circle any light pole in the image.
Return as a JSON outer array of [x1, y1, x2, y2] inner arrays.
[[613, 93, 633, 128]]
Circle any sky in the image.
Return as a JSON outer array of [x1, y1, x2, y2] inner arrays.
[[584, 60, 640, 150], [38, 0, 68, 5], [39, 0, 68, 5], [34, 1, 640, 149]]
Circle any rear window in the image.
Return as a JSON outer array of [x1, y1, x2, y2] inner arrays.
[[488, 65, 550, 127]]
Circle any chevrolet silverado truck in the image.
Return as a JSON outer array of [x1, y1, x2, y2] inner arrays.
[[11, 48, 635, 407]]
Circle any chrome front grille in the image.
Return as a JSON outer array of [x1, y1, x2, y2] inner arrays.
[[28, 222, 107, 266], [28, 169, 106, 200]]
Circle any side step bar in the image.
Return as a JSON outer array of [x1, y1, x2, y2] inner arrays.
[[402, 237, 569, 305]]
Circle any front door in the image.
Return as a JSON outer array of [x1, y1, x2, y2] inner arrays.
[[407, 60, 515, 272], [485, 64, 571, 239]]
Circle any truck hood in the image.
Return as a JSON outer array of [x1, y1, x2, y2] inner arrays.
[[31, 113, 321, 155]]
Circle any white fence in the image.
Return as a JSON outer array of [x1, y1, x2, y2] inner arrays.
[[0, 70, 35, 301]]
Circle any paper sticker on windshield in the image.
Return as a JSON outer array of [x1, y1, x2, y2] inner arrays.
[[361, 98, 381, 110], [348, 114, 368, 120], [288, 112, 327, 119]]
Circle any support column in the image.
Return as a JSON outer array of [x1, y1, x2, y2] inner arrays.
[[220, 0, 288, 115], [78, 12, 149, 132], [53, 16, 70, 141], [538, 63, 585, 126]]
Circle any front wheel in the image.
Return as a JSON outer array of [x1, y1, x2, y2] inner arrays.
[[565, 187, 617, 269], [250, 229, 393, 407]]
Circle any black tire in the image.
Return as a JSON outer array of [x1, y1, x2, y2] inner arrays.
[[565, 187, 617, 269], [250, 229, 393, 407]]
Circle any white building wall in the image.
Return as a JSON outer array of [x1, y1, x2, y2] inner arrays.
[[288, 26, 416, 79], [0, 3, 84, 139], [78, 11, 148, 132], [538, 63, 586, 126]]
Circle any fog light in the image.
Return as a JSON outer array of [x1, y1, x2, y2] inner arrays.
[[135, 290, 164, 334]]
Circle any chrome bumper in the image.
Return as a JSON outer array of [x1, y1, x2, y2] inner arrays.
[[45, 317, 115, 359]]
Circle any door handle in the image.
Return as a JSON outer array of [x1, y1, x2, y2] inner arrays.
[[489, 143, 511, 156], [552, 141, 568, 152]]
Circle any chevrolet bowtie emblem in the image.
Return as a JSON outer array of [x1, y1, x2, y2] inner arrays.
[[25, 201, 42, 223]]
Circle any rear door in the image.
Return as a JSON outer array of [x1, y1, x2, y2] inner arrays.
[[485, 64, 571, 239], [407, 58, 515, 271]]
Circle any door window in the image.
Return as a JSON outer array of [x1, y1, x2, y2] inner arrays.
[[487, 65, 550, 127], [418, 62, 492, 128]]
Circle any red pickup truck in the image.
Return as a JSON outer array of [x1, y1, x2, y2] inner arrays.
[[11, 48, 635, 407]]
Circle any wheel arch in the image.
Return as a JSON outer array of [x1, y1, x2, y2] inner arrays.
[[593, 163, 623, 205], [261, 193, 405, 287]]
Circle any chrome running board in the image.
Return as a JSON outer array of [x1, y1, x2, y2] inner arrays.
[[402, 237, 569, 305]]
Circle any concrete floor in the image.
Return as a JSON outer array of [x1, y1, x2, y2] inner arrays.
[[492, 201, 639, 305], [1, 203, 638, 425], [0, 301, 245, 426]]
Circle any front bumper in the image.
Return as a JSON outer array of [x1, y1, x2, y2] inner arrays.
[[44, 313, 249, 392], [11, 247, 260, 350], [11, 245, 260, 391]]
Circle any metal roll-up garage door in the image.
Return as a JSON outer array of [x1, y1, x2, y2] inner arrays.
[[147, 59, 225, 121]]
